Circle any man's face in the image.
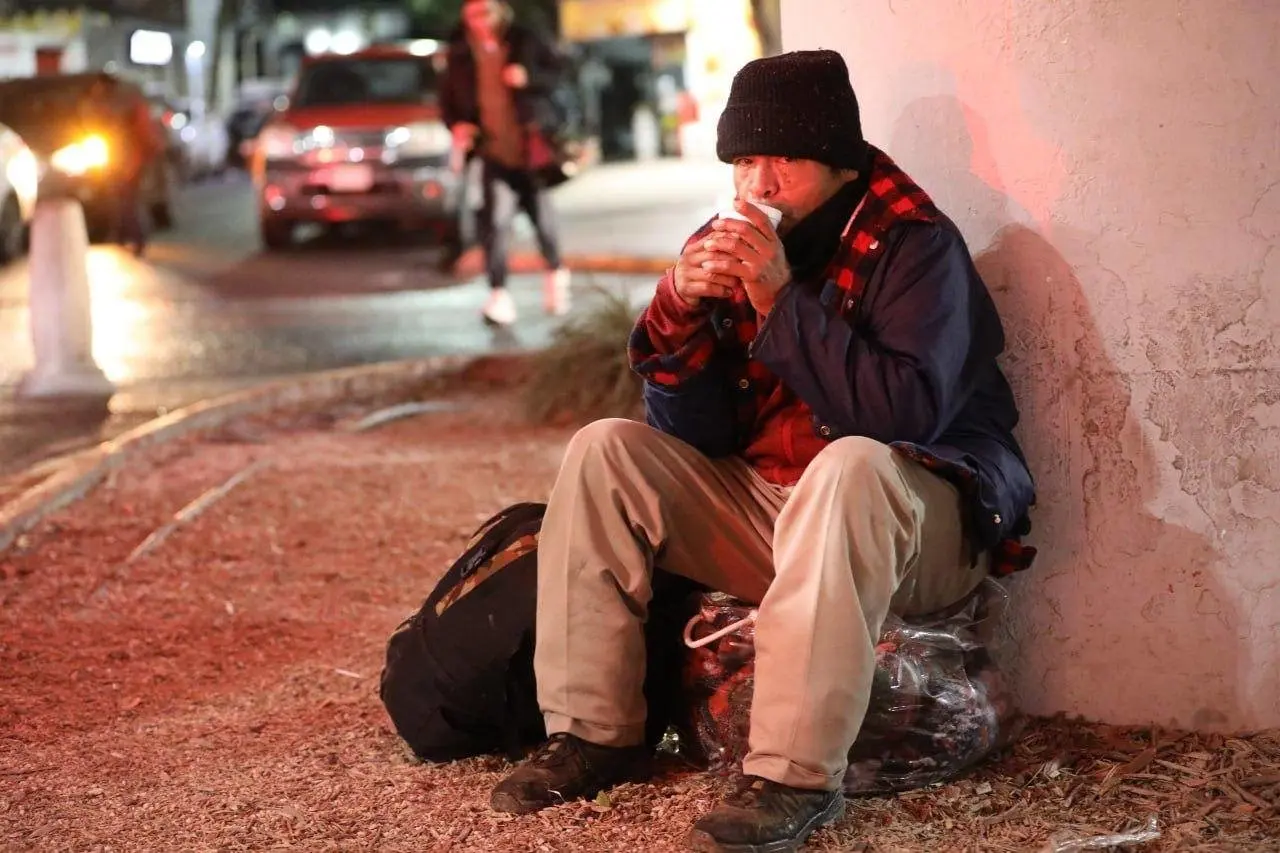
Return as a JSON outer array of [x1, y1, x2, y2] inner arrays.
[[731, 156, 854, 235], [462, 0, 502, 37]]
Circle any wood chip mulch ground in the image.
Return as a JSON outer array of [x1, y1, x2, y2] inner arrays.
[[2, 379, 1277, 852]]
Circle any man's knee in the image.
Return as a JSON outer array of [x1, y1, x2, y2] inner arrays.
[[568, 418, 649, 452], [562, 418, 660, 473], [776, 437, 912, 589], [804, 436, 900, 488]]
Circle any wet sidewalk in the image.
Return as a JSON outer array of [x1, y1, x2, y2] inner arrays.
[[0, 271, 658, 479]]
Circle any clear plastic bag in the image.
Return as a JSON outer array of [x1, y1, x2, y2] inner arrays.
[[1042, 817, 1161, 852], [680, 578, 1019, 794]]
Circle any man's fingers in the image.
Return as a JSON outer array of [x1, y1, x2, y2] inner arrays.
[[700, 257, 757, 280], [732, 198, 775, 232], [682, 247, 723, 267], [686, 246, 762, 277], [711, 218, 772, 256], [701, 233, 764, 262], [681, 280, 736, 300], [677, 264, 738, 301], [680, 261, 738, 287], [711, 217, 764, 239], [692, 272, 740, 290]]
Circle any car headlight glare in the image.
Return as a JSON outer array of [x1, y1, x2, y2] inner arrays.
[[387, 121, 450, 157], [50, 134, 109, 176], [5, 145, 39, 203]]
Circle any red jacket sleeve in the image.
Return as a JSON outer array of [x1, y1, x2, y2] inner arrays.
[[627, 221, 722, 386]]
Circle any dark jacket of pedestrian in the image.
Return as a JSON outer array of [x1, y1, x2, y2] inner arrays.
[[439, 20, 565, 149], [438, 2, 572, 323], [122, 95, 162, 180]]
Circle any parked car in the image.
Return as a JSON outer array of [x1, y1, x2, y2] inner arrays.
[[0, 73, 174, 238], [251, 45, 460, 251], [148, 93, 230, 181], [0, 121, 38, 262]]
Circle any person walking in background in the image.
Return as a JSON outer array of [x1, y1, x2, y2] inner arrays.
[[441, 0, 572, 326], [83, 74, 161, 257], [120, 87, 163, 257], [112, 78, 162, 257]]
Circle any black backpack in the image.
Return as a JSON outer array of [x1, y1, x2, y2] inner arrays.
[[379, 502, 699, 762]]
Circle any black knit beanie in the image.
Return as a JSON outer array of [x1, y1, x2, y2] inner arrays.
[[716, 49, 866, 170]]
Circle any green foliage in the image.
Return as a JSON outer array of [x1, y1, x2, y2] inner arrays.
[[406, 0, 558, 37], [405, 0, 462, 34], [522, 286, 644, 426]]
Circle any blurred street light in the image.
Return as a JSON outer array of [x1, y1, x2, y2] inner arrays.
[[330, 30, 361, 55], [185, 39, 208, 119], [129, 29, 174, 65], [304, 28, 331, 55]]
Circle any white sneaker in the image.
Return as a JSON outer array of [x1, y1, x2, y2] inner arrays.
[[482, 287, 518, 326], [544, 267, 571, 316]]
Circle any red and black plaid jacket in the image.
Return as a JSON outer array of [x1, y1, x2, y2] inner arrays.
[[629, 146, 1036, 576]]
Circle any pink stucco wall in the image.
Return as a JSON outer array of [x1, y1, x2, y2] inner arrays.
[[784, 1, 1279, 730]]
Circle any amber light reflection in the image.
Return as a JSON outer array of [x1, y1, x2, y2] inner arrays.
[[87, 247, 149, 383]]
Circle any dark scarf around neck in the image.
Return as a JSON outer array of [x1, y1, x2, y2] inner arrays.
[[782, 173, 869, 283]]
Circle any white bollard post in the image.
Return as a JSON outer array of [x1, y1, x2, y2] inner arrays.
[[17, 198, 116, 400]]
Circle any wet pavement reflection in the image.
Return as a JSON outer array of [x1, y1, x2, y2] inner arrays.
[[0, 164, 717, 474]]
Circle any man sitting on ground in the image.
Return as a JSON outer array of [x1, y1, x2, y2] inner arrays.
[[491, 50, 1036, 853]]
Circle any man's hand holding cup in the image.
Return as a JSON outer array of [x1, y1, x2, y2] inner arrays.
[[673, 219, 751, 310], [699, 199, 789, 317]]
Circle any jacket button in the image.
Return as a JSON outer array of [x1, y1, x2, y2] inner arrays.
[[737, 378, 750, 390], [869, 240, 879, 250], [818, 425, 832, 437], [993, 513, 1003, 525], [721, 318, 733, 329]]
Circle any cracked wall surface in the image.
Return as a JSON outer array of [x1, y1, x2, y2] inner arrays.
[[784, 0, 1279, 730]]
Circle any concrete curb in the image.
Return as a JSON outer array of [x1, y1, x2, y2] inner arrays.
[[0, 354, 478, 553], [563, 254, 672, 275], [452, 247, 671, 278]]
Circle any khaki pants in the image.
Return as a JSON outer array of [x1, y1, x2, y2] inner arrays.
[[534, 419, 989, 791]]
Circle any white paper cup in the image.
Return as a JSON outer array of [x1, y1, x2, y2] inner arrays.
[[720, 200, 783, 231]]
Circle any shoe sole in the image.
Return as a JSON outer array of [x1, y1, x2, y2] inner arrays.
[[684, 794, 845, 853], [490, 762, 654, 816]]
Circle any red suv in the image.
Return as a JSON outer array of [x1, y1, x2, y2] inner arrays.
[[251, 45, 460, 251]]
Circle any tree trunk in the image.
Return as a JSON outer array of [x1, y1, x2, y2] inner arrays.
[[207, 0, 241, 109], [749, 0, 783, 56]]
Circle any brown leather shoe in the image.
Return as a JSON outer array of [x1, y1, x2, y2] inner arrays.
[[687, 776, 845, 852], [489, 733, 651, 815]]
